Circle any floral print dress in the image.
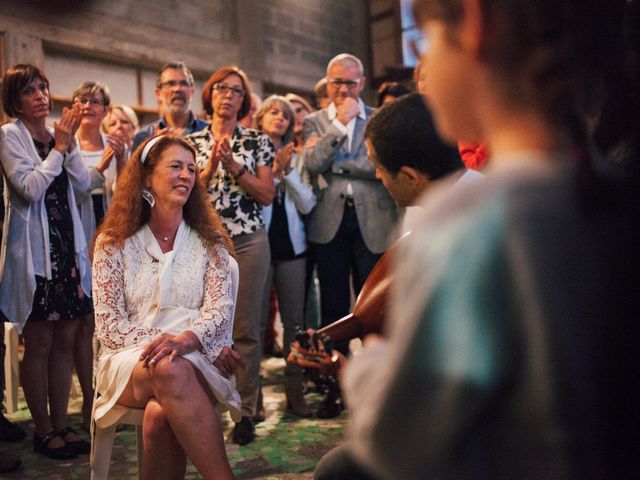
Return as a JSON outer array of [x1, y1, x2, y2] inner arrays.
[[188, 125, 274, 237], [26, 138, 93, 323]]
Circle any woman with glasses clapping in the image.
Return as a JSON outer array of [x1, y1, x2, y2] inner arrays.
[[188, 65, 275, 446]]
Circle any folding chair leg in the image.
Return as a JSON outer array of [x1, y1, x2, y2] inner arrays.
[[3, 322, 19, 414], [90, 424, 118, 480], [135, 425, 144, 474]]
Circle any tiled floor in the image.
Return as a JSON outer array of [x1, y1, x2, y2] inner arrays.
[[1, 357, 346, 479]]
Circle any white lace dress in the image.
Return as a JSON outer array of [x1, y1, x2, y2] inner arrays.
[[92, 221, 242, 428]]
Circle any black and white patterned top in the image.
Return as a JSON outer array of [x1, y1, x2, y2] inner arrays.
[[188, 125, 275, 237]]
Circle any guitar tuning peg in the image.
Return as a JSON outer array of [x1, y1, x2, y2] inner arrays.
[[294, 328, 310, 348], [319, 333, 333, 352]]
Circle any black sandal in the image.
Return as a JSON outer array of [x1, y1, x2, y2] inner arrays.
[[57, 426, 91, 455], [33, 430, 77, 460]]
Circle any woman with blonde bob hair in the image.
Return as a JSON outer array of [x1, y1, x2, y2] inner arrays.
[[101, 104, 139, 152], [255, 95, 316, 418], [92, 135, 241, 479]]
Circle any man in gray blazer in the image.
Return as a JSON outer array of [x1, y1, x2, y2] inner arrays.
[[302, 53, 403, 417]]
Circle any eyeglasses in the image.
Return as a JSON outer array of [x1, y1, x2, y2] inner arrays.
[[212, 83, 245, 98], [75, 97, 105, 107], [327, 78, 361, 89], [159, 79, 192, 89]]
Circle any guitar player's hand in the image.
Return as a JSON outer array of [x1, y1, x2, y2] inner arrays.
[[329, 351, 348, 379]]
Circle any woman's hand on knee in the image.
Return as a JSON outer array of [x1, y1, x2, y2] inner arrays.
[[140, 331, 201, 367], [213, 346, 243, 378]]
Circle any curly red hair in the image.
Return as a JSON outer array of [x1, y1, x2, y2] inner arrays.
[[93, 135, 233, 256]]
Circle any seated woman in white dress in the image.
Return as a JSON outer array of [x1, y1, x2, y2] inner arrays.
[[92, 134, 242, 480]]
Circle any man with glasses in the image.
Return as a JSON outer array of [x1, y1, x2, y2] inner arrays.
[[132, 61, 207, 151], [302, 53, 402, 418]]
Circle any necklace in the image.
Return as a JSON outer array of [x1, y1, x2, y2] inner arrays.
[[151, 229, 176, 242]]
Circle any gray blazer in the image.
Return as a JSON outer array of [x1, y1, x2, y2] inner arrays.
[[301, 106, 402, 254]]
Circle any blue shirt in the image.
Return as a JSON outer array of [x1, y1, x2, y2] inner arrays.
[[131, 112, 208, 153]]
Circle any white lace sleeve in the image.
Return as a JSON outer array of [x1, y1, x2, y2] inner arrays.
[[93, 237, 162, 350], [190, 241, 234, 364]]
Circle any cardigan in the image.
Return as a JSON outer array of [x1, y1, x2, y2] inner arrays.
[[262, 153, 316, 256], [0, 119, 91, 332]]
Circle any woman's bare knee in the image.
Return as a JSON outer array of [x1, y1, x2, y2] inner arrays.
[[149, 357, 195, 395], [143, 400, 172, 439]]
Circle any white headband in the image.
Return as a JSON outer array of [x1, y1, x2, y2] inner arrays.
[[140, 135, 165, 164]]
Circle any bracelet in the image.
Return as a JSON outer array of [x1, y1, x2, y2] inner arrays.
[[233, 165, 248, 180]]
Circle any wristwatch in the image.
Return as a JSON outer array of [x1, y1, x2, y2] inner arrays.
[[233, 165, 248, 180]]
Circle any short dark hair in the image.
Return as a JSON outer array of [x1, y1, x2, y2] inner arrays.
[[1, 64, 53, 118], [201, 66, 252, 120], [365, 92, 463, 180], [376, 81, 411, 107]]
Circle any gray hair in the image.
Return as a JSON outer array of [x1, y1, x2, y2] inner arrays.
[[156, 61, 195, 87], [72, 80, 111, 107], [326, 53, 364, 76]]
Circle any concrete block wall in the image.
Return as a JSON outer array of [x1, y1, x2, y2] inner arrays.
[[1, 0, 372, 114], [260, 0, 370, 95]]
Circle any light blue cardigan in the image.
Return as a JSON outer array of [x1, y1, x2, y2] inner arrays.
[[0, 120, 91, 332]]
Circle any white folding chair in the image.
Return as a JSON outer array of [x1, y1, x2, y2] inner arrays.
[[90, 255, 240, 479], [3, 322, 19, 413]]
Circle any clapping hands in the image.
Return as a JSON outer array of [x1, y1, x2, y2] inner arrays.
[[54, 104, 81, 154], [215, 136, 244, 177], [106, 131, 128, 171], [272, 143, 295, 180]]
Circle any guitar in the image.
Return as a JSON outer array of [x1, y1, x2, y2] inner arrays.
[[287, 233, 407, 373]]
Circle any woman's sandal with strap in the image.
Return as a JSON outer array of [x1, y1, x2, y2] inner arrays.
[[57, 426, 91, 455], [33, 430, 78, 460]]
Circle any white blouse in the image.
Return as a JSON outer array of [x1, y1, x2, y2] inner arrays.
[[92, 222, 242, 427], [93, 222, 234, 364]]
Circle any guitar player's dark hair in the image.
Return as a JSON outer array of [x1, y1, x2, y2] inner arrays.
[[365, 92, 464, 180]]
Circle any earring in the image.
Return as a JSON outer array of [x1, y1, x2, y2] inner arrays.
[[141, 188, 155, 208]]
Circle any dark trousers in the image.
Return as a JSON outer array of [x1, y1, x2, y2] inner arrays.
[[314, 204, 382, 351]]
